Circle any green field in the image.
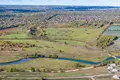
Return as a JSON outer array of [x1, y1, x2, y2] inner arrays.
[[45, 28, 103, 42], [0, 28, 103, 42], [55, 40, 87, 46], [0, 39, 109, 62], [0, 27, 109, 73], [0, 33, 27, 39], [0, 8, 117, 80]]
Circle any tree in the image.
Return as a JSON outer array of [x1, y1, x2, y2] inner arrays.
[[73, 63, 85, 68], [36, 68, 40, 72], [27, 24, 47, 39], [7, 68, 14, 72], [48, 55, 58, 59], [31, 67, 35, 72], [96, 35, 117, 48]]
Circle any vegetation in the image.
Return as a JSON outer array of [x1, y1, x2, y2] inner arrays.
[[73, 63, 86, 68], [7, 68, 25, 72], [45, 28, 103, 43], [25, 53, 45, 58], [0, 6, 119, 80], [31, 67, 36, 72], [48, 55, 58, 59], [27, 25, 47, 39], [96, 35, 117, 48], [7, 68, 14, 72], [55, 40, 87, 46]]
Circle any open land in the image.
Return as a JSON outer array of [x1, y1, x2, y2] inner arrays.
[[0, 5, 120, 80]]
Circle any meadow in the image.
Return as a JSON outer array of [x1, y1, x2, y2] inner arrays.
[[0, 26, 110, 72], [0, 8, 119, 79]]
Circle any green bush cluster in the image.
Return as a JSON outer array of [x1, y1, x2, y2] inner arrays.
[[25, 53, 45, 58], [96, 35, 117, 48], [28, 26, 47, 39], [73, 63, 86, 68], [30, 67, 49, 72], [31, 67, 40, 72], [48, 55, 58, 59], [7, 68, 25, 72]]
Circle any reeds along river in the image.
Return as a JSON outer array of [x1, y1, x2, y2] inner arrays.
[[0, 56, 118, 66]]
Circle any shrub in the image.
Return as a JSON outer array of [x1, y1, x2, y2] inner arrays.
[[96, 35, 117, 48], [27, 26, 47, 39], [64, 42, 68, 44], [40, 78, 44, 80], [58, 68, 64, 73], [40, 67, 49, 72], [48, 55, 58, 59], [26, 53, 45, 58], [59, 50, 64, 53], [7, 68, 13, 72], [73, 63, 86, 68], [31, 67, 36, 72], [99, 62, 107, 66], [36, 68, 40, 72]]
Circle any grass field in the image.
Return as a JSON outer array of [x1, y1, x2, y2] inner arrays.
[[0, 33, 27, 39], [0, 28, 103, 42], [0, 56, 23, 62], [0, 27, 109, 73], [55, 40, 88, 46], [0, 27, 27, 39], [45, 28, 103, 43], [0, 66, 110, 79], [0, 39, 109, 62]]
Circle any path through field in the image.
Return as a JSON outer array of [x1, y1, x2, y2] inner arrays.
[[0, 72, 112, 80]]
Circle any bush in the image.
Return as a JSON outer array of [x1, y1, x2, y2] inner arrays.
[[7, 68, 13, 72], [99, 62, 107, 66], [7, 68, 25, 72], [58, 68, 64, 73], [40, 67, 49, 72], [36, 68, 40, 72], [64, 42, 68, 44], [59, 50, 64, 53], [48, 55, 58, 59], [31, 67, 36, 72], [73, 63, 86, 68], [96, 35, 117, 48], [26, 53, 45, 58], [40, 78, 44, 80]]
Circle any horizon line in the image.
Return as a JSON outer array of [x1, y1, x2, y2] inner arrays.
[[0, 4, 120, 7]]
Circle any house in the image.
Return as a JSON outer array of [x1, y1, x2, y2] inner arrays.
[[111, 69, 118, 73], [107, 63, 117, 73], [113, 72, 120, 80], [107, 63, 120, 80]]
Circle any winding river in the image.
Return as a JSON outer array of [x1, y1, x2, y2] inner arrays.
[[0, 56, 118, 66]]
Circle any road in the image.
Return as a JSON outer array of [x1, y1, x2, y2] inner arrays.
[[46, 74, 112, 80]]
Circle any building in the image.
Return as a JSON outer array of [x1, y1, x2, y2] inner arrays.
[[113, 72, 120, 80]]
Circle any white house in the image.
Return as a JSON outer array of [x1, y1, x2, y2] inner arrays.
[[111, 69, 118, 73], [107, 63, 117, 73], [113, 72, 120, 80]]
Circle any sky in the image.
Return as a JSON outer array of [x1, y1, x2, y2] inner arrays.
[[0, 0, 120, 6]]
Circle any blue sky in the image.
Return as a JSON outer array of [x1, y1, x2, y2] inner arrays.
[[0, 0, 120, 6]]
